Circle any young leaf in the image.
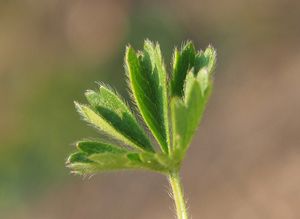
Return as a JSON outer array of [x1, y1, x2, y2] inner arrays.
[[77, 140, 128, 155], [74, 102, 153, 152], [68, 151, 94, 164], [125, 40, 170, 153], [171, 41, 196, 97], [67, 151, 98, 175], [67, 40, 217, 219], [85, 86, 154, 152], [90, 152, 169, 172], [194, 45, 216, 74], [68, 151, 170, 174], [171, 46, 216, 160], [67, 140, 129, 174], [171, 75, 211, 160]]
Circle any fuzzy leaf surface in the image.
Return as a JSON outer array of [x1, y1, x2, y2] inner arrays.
[[125, 41, 170, 153], [76, 140, 128, 155], [171, 46, 216, 160], [75, 102, 153, 152], [68, 40, 217, 177], [68, 151, 171, 174], [67, 140, 173, 174], [85, 86, 154, 152], [171, 41, 196, 97]]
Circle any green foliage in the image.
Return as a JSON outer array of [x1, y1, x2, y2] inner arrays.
[[74, 85, 154, 152], [171, 45, 216, 161], [84, 86, 154, 152], [67, 39, 216, 175], [171, 41, 196, 97], [67, 140, 171, 174], [125, 41, 170, 153]]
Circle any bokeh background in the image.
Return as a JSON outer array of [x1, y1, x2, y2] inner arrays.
[[1, 0, 299, 218]]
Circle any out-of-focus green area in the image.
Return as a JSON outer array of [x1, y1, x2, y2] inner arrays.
[[1, 1, 299, 219]]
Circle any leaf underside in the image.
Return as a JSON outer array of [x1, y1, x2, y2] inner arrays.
[[67, 140, 170, 174]]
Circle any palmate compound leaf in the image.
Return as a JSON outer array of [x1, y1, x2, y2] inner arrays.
[[67, 140, 172, 174], [125, 40, 170, 154], [68, 40, 216, 175], [171, 45, 216, 161], [67, 40, 217, 219], [75, 85, 154, 152]]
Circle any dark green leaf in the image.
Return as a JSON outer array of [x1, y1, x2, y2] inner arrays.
[[85, 86, 154, 152], [77, 140, 128, 155], [194, 45, 216, 74], [75, 101, 154, 152], [171, 41, 196, 97], [67, 41, 217, 177], [67, 151, 93, 164], [125, 40, 170, 153]]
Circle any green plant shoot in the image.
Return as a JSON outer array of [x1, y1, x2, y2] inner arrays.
[[66, 40, 216, 219]]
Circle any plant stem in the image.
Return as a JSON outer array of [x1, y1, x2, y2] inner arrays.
[[168, 171, 188, 219]]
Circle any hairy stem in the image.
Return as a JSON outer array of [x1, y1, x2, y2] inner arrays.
[[168, 171, 188, 219]]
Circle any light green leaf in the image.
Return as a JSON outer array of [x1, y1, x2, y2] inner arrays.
[[125, 40, 170, 153], [67, 140, 173, 174], [90, 152, 169, 172], [171, 46, 216, 160], [67, 140, 130, 174], [67, 41, 217, 177], [171, 76, 211, 161], [68, 151, 171, 174], [75, 102, 153, 152], [84, 86, 154, 152]]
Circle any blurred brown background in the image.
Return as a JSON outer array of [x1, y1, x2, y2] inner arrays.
[[0, 0, 299, 218]]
